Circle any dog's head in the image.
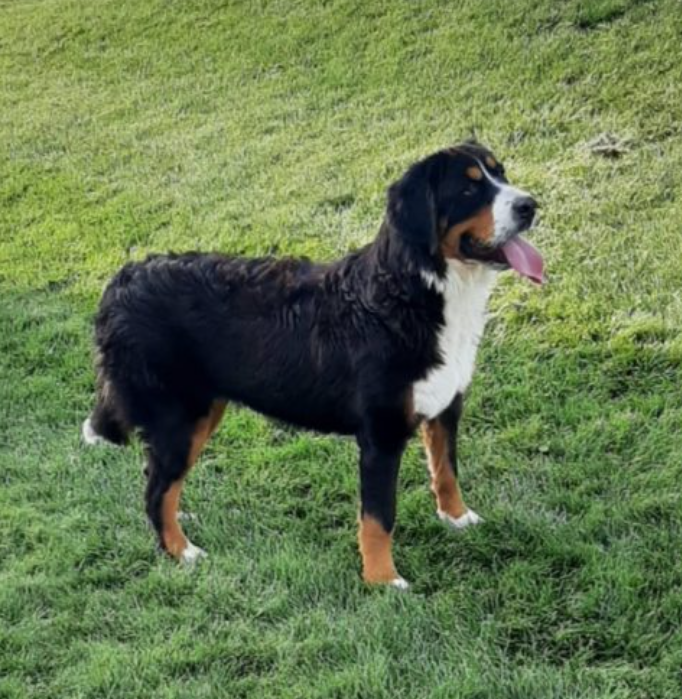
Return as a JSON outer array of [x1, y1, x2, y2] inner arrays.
[[387, 142, 543, 284]]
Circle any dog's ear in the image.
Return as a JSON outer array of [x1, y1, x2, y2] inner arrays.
[[387, 162, 438, 257]]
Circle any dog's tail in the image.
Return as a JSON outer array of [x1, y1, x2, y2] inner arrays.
[[82, 374, 131, 447]]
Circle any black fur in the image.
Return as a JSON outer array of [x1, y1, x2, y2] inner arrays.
[[87, 142, 525, 570], [435, 392, 464, 478]]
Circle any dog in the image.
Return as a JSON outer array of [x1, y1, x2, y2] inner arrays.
[[83, 142, 542, 588]]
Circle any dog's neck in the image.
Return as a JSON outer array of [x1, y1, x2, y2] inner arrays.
[[420, 259, 497, 295], [358, 220, 495, 297]]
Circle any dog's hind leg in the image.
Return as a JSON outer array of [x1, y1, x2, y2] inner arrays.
[[144, 401, 226, 564]]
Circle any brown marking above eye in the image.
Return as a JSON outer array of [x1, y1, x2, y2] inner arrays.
[[466, 166, 483, 181], [485, 155, 497, 169]]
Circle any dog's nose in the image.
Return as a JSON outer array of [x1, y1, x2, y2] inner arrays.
[[512, 196, 537, 225]]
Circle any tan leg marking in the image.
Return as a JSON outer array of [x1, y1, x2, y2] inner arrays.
[[206, 400, 227, 437], [421, 420, 467, 519], [162, 481, 187, 557], [358, 515, 399, 584], [161, 401, 227, 558]]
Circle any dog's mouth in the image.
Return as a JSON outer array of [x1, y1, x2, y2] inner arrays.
[[460, 234, 544, 285]]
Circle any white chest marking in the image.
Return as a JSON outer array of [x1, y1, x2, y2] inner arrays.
[[413, 263, 495, 420]]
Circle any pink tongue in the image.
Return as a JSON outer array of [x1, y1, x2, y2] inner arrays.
[[501, 236, 544, 285]]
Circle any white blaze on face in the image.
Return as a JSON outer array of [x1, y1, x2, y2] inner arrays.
[[477, 159, 532, 243]]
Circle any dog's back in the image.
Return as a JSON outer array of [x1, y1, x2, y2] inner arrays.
[[92, 252, 367, 437]]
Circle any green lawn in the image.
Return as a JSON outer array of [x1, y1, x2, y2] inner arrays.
[[2, 0, 682, 696]]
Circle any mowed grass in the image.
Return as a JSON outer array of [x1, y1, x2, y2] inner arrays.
[[2, 0, 682, 696]]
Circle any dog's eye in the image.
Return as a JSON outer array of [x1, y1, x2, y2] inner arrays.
[[463, 183, 479, 197]]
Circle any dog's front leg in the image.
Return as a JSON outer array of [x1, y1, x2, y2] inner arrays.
[[356, 424, 408, 589], [421, 393, 482, 529]]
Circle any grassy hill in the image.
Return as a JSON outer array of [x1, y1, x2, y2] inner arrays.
[[1, 0, 682, 697]]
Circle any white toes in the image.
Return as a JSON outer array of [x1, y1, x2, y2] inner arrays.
[[438, 508, 484, 530], [463, 509, 483, 526], [389, 577, 410, 590], [82, 417, 106, 446], [179, 541, 207, 566]]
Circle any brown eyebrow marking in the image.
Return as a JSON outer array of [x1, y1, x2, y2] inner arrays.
[[466, 166, 483, 181], [485, 155, 497, 168]]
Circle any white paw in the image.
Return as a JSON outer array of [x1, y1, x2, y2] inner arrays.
[[438, 508, 484, 530], [179, 541, 207, 566], [82, 417, 106, 446], [389, 576, 410, 590]]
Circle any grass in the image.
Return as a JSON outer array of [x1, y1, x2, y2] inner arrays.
[[2, 0, 682, 696]]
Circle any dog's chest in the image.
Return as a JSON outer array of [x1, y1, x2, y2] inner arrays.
[[413, 266, 494, 420]]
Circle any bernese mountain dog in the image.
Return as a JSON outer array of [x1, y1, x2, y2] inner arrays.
[[83, 141, 542, 588]]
